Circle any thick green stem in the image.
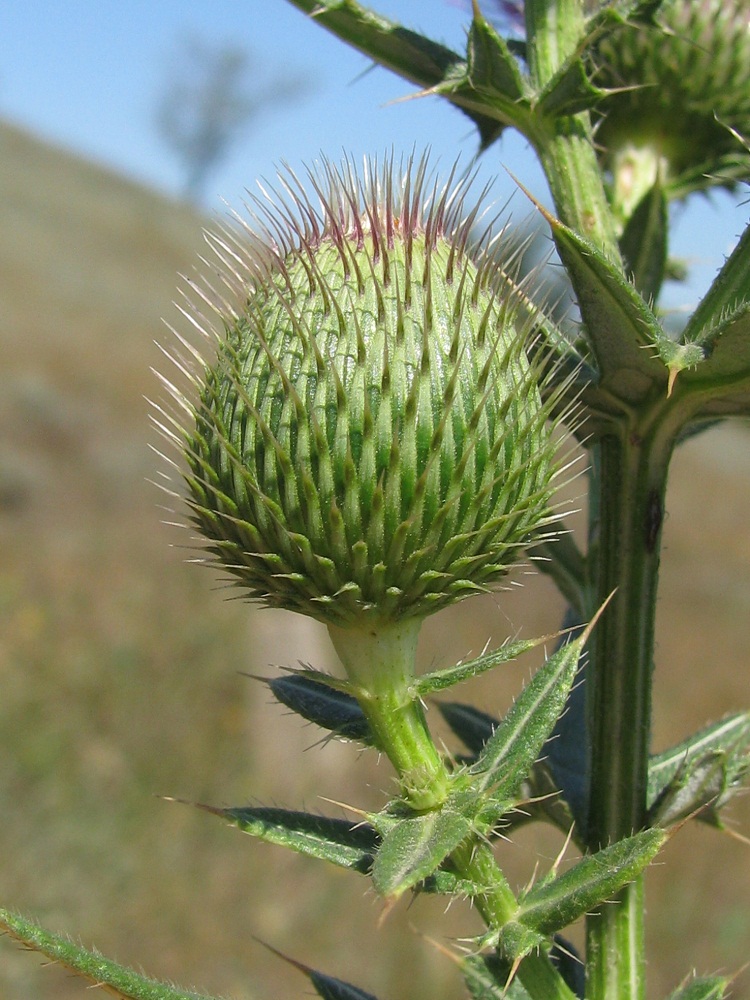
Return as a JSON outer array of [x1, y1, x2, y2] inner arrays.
[[328, 618, 450, 811], [328, 619, 577, 1000], [536, 121, 623, 264], [584, 406, 680, 1000], [524, 0, 622, 263]]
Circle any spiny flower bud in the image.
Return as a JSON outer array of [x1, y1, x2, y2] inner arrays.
[[157, 154, 577, 630], [592, 0, 750, 208]]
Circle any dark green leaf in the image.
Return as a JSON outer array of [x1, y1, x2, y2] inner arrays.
[[664, 974, 732, 1000], [542, 617, 591, 836], [267, 673, 373, 743], [259, 940, 382, 1000], [680, 304, 750, 417], [0, 909, 218, 1000], [371, 804, 472, 899], [675, 217, 750, 414], [462, 952, 528, 999], [619, 181, 668, 303], [467, 4, 526, 102], [647, 713, 750, 827], [205, 804, 378, 875], [437, 700, 498, 757], [517, 828, 665, 934], [310, 971, 381, 1000], [286, 0, 460, 88], [535, 56, 608, 118]]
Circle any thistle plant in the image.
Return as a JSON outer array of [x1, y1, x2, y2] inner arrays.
[[2, 1, 750, 1000]]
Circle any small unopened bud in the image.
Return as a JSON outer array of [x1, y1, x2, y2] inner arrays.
[[156, 154, 578, 630], [592, 0, 750, 210]]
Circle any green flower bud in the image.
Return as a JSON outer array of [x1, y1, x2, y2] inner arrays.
[[158, 154, 577, 630], [592, 0, 750, 211]]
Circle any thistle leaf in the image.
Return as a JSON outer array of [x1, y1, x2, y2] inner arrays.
[[308, 974, 381, 1000], [371, 804, 472, 899], [647, 712, 750, 827], [466, 4, 526, 103], [286, 0, 461, 89], [516, 828, 665, 935], [414, 634, 557, 697], [437, 700, 498, 757], [204, 804, 379, 875], [664, 974, 733, 1000], [462, 952, 529, 999], [467, 617, 598, 801], [677, 294, 750, 418], [258, 940, 382, 1000], [542, 618, 591, 836], [266, 672, 373, 743], [535, 56, 608, 118], [0, 908, 219, 1000], [539, 208, 666, 401]]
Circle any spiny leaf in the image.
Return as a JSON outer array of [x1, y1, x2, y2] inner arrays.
[[462, 952, 528, 999], [308, 973, 381, 1000], [413, 633, 560, 697], [647, 712, 750, 827], [0, 908, 220, 1000], [287, 0, 461, 88], [200, 804, 378, 875], [542, 616, 591, 837], [371, 803, 472, 899], [517, 828, 665, 935], [535, 54, 608, 118], [536, 204, 665, 400], [421, 699, 578, 833], [266, 672, 373, 743], [466, 2, 526, 102], [467, 608, 604, 800], [437, 700, 498, 757], [674, 214, 750, 414], [257, 939, 381, 1000], [664, 973, 733, 1000]]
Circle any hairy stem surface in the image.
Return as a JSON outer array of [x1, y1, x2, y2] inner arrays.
[[584, 403, 680, 1000]]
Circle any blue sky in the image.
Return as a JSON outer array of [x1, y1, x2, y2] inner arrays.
[[0, 0, 745, 306]]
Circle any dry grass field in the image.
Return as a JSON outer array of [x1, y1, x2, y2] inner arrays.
[[0, 120, 748, 1000]]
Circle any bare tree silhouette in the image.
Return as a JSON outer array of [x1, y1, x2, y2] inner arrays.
[[156, 37, 306, 204]]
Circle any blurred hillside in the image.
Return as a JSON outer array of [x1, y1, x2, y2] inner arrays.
[[0, 120, 748, 1000]]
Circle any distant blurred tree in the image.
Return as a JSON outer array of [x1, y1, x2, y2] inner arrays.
[[156, 37, 306, 204]]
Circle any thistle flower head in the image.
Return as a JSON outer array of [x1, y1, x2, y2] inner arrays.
[[156, 153, 578, 629], [592, 0, 750, 200]]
